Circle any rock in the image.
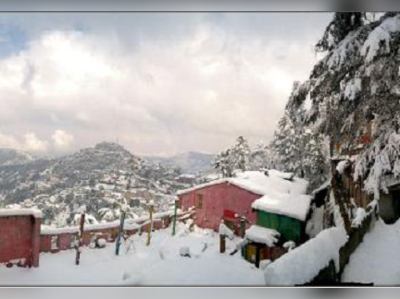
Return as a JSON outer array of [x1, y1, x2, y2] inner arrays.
[[96, 238, 107, 248], [179, 246, 191, 258]]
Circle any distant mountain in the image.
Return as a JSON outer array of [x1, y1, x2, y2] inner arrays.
[[144, 151, 214, 174], [0, 149, 34, 166], [0, 142, 188, 226]]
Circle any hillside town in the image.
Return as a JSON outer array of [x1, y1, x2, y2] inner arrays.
[[1, 12, 400, 287]]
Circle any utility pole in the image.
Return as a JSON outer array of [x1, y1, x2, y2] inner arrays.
[[172, 197, 179, 236], [115, 208, 126, 256], [75, 213, 85, 265], [146, 201, 154, 246]]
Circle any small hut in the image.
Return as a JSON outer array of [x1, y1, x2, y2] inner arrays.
[[242, 183, 312, 267]]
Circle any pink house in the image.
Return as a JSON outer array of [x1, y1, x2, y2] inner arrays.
[[177, 170, 311, 235], [177, 171, 277, 234]]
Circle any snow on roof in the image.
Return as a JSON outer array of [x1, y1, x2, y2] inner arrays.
[[219, 222, 234, 239], [0, 208, 42, 218], [177, 174, 196, 179], [41, 210, 175, 235], [245, 225, 280, 246], [177, 170, 308, 196], [252, 194, 312, 222], [178, 170, 311, 221], [264, 227, 348, 286], [244, 171, 311, 221]]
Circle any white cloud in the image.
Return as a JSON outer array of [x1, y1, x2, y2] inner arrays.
[[0, 132, 21, 149], [23, 133, 48, 153], [52, 130, 74, 149], [0, 14, 331, 155]]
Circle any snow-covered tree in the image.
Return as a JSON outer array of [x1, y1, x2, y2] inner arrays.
[[249, 142, 278, 171], [316, 12, 366, 52], [230, 136, 251, 172], [213, 136, 252, 177], [271, 12, 400, 231], [270, 108, 329, 190], [270, 112, 303, 176], [213, 149, 234, 178], [302, 131, 330, 191], [98, 196, 138, 222]]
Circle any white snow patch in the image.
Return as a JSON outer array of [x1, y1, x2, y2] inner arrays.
[[336, 159, 350, 174], [264, 227, 348, 286], [306, 206, 325, 238], [0, 208, 42, 218], [0, 225, 264, 286], [344, 78, 362, 100], [283, 241, 296, 252], [361, 15, 400, 63], [326, 30, 362, 69], [245, 225, 280, 246], [304, 92, 312, 112], [351, 207, 367, 227], [219, 222, 234, 239], [342, 219, 400, 285]]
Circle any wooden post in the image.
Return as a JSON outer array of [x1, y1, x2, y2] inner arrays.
[[115, 210, 126, 256], [172, 198, 178, 236], [220, 234, 226, 253], [75, 213, 85, 265], [146, 201, 154, 246], [255, 246, 261, 268], [239, 217, 246, 238]]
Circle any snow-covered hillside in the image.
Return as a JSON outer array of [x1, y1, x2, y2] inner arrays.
[[144, 151, 214, 175], [0, 142, 191, 226], [0, 149, 33, 166]]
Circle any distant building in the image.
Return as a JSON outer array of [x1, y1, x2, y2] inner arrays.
[[175, 174, 196, 185]]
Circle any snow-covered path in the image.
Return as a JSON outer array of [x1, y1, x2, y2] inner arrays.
[[342, 219, 400, 286], [0, 224, 264, 286]]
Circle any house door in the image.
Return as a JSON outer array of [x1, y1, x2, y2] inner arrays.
[[245, 244, 257, 264]]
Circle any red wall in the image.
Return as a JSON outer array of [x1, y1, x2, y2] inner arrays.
[[39, 215, 172, 253], [1, 213, 182, 268], [179, 182, 260, 232], [0, 215, 41, 267]]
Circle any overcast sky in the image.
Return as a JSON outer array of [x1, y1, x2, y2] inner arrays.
[[0, 13, 332, 157]]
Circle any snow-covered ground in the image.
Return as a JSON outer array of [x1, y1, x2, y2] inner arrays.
[[342, 219, 400, 285], [0, 224, 264, 286]]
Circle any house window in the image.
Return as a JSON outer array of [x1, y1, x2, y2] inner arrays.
[[196, 194, 203, 209]]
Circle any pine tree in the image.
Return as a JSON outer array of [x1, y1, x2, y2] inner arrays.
[[270, 112, 303, 176], [302, 131, 330, 191], [213, 136, 251, 177], [213, 149, 234, 178], [249, 142, 277, 171], [316, 12, 366, 52], [231, 136, 251, 172]]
